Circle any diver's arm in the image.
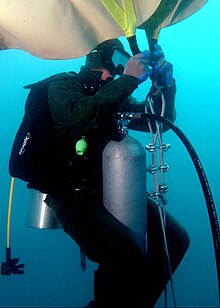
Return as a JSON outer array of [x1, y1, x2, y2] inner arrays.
[[48, 51, 153, 135], [48, 74, 139, 135], [125, 43, 176, 132]]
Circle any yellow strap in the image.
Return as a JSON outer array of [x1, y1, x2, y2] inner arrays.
[[101, 0, 137, 38], [7, 177, 15, 248]]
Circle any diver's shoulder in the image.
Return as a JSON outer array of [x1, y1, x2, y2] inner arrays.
[[54, 71, 78, 79], [24, 71, 78, 89]]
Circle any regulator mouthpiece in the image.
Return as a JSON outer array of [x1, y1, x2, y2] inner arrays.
[[76, 138, 87, 155]]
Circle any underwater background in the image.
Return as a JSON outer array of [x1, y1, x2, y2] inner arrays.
[[0, 0, 219, 307]]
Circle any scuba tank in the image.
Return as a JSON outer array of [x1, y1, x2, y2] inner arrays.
[[102, 129, 147, 252], [26, 189, 61, 229]]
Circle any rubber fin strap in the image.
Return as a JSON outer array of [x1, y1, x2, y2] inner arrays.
[[100, 0, 137, 38], [139, 113, 220, 306]]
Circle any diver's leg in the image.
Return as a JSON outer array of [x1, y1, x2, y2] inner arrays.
[[46, 189, 149, 308], [92, 199, 190, 308], [146, 198, 190, 306], [46, 190, 189, 307]]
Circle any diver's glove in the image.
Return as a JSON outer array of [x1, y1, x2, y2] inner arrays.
[[151, 44, 173, 87], [123, 50, 152, 84]]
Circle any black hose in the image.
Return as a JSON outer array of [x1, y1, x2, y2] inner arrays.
[[139, 113, 220, 305], [124, 35, 219, 303], [127, 35, 141, 55]]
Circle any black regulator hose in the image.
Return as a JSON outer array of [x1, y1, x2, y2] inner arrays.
[[127, 35, 141, 55], [139, 113, 220, 305]]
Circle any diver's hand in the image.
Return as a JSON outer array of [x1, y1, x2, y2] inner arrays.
[[152, 44, 173, 87], [123, 50, 152, 83]]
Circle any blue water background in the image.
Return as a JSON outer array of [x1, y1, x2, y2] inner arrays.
[[0, 1, 219, 306]]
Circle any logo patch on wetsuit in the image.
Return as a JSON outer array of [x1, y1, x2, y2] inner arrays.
[[19, 132, 30, 155]]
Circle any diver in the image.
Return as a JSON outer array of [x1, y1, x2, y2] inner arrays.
[[9, 38, 190, 307]]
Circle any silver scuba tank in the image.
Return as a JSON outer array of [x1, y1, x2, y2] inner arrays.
[[102, 133, 147, 251], [26, 189, 61, 229]]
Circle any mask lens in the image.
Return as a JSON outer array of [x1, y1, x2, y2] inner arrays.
[[112, 49, 131, 75]]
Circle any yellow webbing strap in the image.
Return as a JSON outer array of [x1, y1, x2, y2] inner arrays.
[[6, 177, 15, 248], [101, 0, 137, 37]]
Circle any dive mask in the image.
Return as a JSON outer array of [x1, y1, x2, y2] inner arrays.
[[112, 48, 131, 76], [85, 47, 131, 76]]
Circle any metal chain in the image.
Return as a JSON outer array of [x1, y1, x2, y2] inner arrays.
[[145, 89, 177, 307], [145, 92, 170, 207]]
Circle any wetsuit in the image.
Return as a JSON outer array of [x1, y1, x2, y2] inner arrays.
[[10, 68, 190, 307]]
